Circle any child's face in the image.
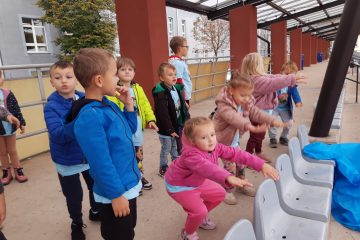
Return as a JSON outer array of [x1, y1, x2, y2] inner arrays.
[[160, 67, 177, 87], [192, 123, 217, 152], [229, 86, 254, 107], [117, 64, 135, 84], [50, 67, 77, 97], [101, 58, 119, 96], [179, 41, 189, 57]]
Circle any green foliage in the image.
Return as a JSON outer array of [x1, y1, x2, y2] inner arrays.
[[37, 0, 116, 61]]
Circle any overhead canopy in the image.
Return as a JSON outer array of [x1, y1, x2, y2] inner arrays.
[[166, 0, 345, 41]]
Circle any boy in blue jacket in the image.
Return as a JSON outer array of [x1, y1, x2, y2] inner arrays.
[[44, 61, 99, 240], [269, 61, 303, 147], [65, 48, 140, 240]]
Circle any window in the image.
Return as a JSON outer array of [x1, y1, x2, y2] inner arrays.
[[22, 18, 48, 53], [181, 20, 186, 37], [168, 17, 174, 37]]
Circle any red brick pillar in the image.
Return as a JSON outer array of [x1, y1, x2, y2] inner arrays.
[[271, 21, 287, 74], [115, 0, 168, 104], [311, 36, 318, 64], [290, 29, 303, 70], [302, 33, 312, 67], [229, 5, 257, 70]]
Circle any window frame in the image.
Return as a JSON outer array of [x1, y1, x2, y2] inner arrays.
[[20, 16, 49, 54]]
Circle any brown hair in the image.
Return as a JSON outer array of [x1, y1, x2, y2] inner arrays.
[[281, 60, 298, 75], [170, 36, 187, 54], [50, 60, 73, 77], [73, 48, 114, 89], [117, 57, 136, 70], [228, 70, 254, 90], [158, 62, 176, 78], [184, 117, 213, 141], [241, 52, 266, 76]]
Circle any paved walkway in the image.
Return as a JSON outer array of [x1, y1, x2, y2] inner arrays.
[[3, 61, 360, 239]]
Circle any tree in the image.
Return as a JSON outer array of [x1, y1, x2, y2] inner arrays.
[[37, 0, 116, 61], [192, 16, 230, 58]]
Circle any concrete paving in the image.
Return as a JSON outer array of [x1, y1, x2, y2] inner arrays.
[[2, 61, 360, 239]]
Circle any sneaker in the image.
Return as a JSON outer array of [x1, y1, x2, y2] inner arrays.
[[223, 192, 237, 205], [237, 185, 256, 197], [141, 177, 153, 190], [199, 217, 216, 230], [14, 168, 28, 183], [88, 209, 100, 222], [180, 229, 199, 240], [269, 138, 278, 148], [1, 168, 13, 185], [255, 152, 272, 163], [158, 166, 168, 178], [71, 222, 86, 240], [279, 137, 289, 146], [139, 189, 143, 196]]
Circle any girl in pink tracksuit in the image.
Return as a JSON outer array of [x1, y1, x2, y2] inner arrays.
[[241, 53, 306, 162], [164, 117, 279, 240]]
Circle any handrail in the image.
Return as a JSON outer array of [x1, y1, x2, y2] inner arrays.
[[346, 59, 359, 103]]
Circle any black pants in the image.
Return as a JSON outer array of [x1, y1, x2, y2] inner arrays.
[[98, 198, 137, 240], [0, 231, 6, 240], [58, 169, 98, 224]]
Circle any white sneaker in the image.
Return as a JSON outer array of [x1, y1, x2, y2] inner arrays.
[[180, 229, 199, 240], [223, 192, 237, 205], [199, 217, 216, 230]]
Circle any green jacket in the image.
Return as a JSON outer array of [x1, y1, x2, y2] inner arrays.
[[107, 83, 156, 130]]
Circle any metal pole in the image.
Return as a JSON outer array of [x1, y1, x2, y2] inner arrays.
[[356, 65, 359, 103], [309, 0, 360, 137], [36, 68, 47, 109]]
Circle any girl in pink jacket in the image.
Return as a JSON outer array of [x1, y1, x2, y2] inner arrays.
[[213, 72, 283, 205], [164, 117, 279, 240], [241, 53, 306, 162]]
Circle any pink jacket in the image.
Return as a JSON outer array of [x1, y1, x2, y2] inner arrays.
[[164, 136, 265, 188], [213, 87, 275, 145], [252, 74, 296, 110]]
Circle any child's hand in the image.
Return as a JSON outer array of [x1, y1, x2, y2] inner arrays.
[[271, 120, 284, 128], [295, 102, 303, 108], [111, 196, 130, 217], [185, 102, 190, 110], [19, 126, 25, 134], [0, 194, 6, 225], [249, 123, 268, 133], [6, 115, 20, 129], [278, 93, 288, 101], [170, 132, 179, 138], [115, 86, 134, 111], [148, 121, 159, 131], [226, 175, 253, 188], [295, 75, 307, 85], [261, 164, 279, 181]]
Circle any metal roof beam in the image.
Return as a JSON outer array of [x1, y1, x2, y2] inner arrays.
[[315, 28, 339, 36], [166, 0, 213, 15], [258, 0, 345, 29], [305, 22, 340, 33], [287, 13, 341, 31]]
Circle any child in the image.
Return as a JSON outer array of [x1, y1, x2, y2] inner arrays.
[[152, 63, 190, 177], [107, 57, 158, 193], [66, 48, 141, 240], [241, 53, 306, 161], [0, 70, 27, 185], [213, 71, 283, 204], [44, 61, 99, 240], [169, 36, 192, 105], [164, 117, 279, 240], [269, 61, 303, 148]]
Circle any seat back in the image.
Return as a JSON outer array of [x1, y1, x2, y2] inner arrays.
[[297, 125, 310, 150], [254, 179, 281, 240], [288, 137, 303, 170], [275, 154, 294, 199], [224, 219, 256, 240]]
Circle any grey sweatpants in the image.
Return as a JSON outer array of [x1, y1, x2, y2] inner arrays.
[[269, 109, 292, 139]]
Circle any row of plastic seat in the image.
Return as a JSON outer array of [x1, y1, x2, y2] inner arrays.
[[224, 125, 334, 240]]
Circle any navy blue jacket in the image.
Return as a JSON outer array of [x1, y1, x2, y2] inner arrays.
[[44, 91, 85, 165], [65, 97, 141, 200]]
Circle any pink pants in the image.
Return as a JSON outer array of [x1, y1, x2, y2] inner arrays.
[[167, 179, 226, 234]]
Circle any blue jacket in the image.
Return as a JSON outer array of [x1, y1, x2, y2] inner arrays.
[[277, 86, 302, 118], [64, 97, 141, 200], [44, 91, 85, 165]]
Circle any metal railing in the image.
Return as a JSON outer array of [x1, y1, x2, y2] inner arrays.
[[346, 60, 359, 103], [185, 56, 230, 103], [0, 63, 52, 140]]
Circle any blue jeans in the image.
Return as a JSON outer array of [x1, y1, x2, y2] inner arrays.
[[159, 136, 178, 168]]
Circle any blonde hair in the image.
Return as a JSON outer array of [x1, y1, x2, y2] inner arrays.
[[170, 36, 187, 54], [281, 60, 298, 75], [184, 117, 213, 141], [228, 70, 254, 90], [241, 52, 266, 76], [158, 62, 176, 78]]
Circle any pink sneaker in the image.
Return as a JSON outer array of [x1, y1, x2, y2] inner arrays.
[[180, 229, 199, 240], [14, 168, 28, 183], [1, 168, 13, 185], [199, 217, 216, 230]]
